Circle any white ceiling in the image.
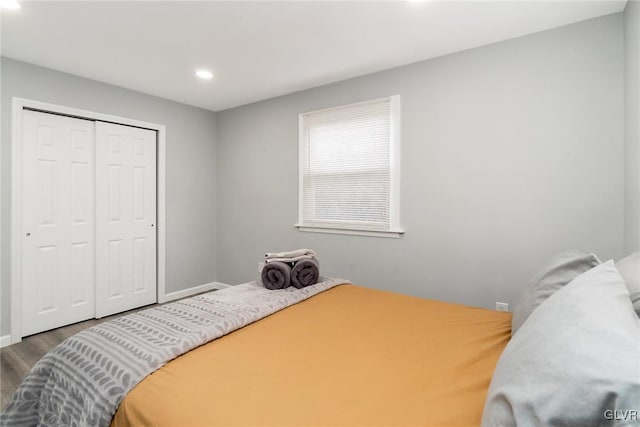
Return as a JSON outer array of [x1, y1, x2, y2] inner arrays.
[[1, 0, 627, 112]]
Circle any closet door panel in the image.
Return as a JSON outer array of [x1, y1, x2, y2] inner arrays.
[[95, 122, 157, 317], [21, 110, 95, 336]]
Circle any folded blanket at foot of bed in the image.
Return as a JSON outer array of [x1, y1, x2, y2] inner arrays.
[[292, 258, 320, 288], [0, 279, 349, 427], [261, 261, 292, 290]]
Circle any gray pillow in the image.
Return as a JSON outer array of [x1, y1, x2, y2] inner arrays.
[[511, 250, 600, 334], [482, 261, 640, 427], [616, 251, 640, 317]]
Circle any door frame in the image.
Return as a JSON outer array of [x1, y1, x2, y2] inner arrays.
[[10, 97, 167, 344]]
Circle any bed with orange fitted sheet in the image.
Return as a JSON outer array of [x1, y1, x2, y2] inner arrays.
[[111, 285, 511, 426]]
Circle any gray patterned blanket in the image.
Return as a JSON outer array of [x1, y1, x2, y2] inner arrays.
[[0, 278, 348, 427]]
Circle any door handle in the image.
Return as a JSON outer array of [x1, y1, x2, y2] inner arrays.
[[25, 232, 31, 237]]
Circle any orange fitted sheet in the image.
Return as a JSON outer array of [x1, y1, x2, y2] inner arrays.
[[112, 285, 511, 427]]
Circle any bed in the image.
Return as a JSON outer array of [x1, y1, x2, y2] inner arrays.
[[112, 284, 511, 426], [3, 250, 639, 427]]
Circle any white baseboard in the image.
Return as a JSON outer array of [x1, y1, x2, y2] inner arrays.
[[161, 281, 232, 303], [211, 281, 232, 289], [0, 335, 12, 348]]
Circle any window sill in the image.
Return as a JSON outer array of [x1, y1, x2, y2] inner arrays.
[[294, 224, 404, 238]]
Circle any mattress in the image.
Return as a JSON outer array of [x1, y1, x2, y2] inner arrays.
[[111, 285, 511, 426]]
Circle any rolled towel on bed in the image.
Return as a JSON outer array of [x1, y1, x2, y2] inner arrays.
[[261, 261, 292, 290], [291, 258, 320, 289]]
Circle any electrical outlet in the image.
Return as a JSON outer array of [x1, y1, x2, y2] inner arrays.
[[495, 302, 509, 312], [258, 262, 265, 273]]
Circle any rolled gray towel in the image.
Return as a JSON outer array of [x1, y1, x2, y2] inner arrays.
[[291, 258, 320, 289], [261, 261, 292, 290]]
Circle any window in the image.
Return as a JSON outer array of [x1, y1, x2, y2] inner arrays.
[[297, 96, 403, 237]]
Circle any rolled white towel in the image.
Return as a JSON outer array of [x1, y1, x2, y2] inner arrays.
[[265, 248, 316, 261]]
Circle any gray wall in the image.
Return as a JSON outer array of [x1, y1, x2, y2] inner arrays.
[[625, 0, 640, 254], [1, 58, 218, 335], [216, 14, 624, 309]]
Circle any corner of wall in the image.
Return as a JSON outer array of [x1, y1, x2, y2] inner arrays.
[[624, 0, 640, 253]]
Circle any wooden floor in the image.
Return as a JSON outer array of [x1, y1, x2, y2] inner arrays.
[[0, 304, 156, 409]]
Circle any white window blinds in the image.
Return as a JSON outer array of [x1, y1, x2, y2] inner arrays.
[[298, 96, 402, 236]]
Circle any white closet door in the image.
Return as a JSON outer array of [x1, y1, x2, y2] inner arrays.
[[21, 110, 96, 336], [95, 122, 157, 317]]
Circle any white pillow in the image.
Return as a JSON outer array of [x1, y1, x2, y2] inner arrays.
[[511, 250, 600, 335], [482, 261, 640, 427], [616, 251, 640, 316]]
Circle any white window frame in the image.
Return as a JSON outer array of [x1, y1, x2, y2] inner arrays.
[[296, 95, 403, 238]]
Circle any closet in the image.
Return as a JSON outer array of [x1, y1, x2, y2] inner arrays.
[[20, 109, 157, 336]]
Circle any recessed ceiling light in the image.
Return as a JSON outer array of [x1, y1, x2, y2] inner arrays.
[[0, 0, 20, 10], [195, 69, 214, 80]]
